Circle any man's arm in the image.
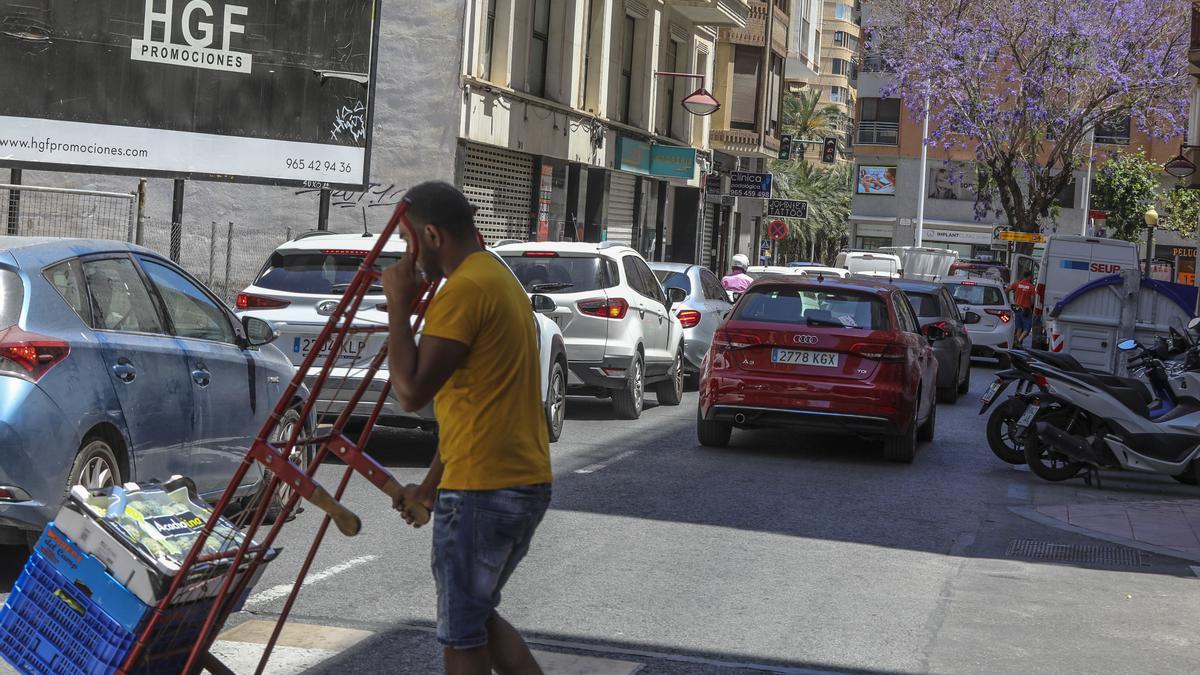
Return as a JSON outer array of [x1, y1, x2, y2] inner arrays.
[[386, 309, 470, 412]]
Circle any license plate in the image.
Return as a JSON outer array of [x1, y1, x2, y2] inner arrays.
[[1015, 403, 1039, 433], [771, 348, 839, 368], [981, 380, 1001, 406], [293, 336, 369, 362]]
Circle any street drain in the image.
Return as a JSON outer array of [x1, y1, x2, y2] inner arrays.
[[1004, 538, 1145, 567]]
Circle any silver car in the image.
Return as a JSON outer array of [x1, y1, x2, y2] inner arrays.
[[649, 263, 731, 376]]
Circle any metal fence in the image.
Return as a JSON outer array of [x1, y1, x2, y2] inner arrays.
[[139, 216, 296, 304], [1, 183, 136, 241]]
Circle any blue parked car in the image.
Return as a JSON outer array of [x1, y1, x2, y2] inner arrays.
[[0, 237, 307, 547]]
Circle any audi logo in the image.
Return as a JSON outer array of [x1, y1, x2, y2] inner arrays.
[[793, 334, 818, 345]]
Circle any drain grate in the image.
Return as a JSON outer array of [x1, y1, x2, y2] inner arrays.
[[1004, 538, 1145, 567]]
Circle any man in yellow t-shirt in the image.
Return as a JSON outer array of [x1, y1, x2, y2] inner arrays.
[[382, 181, 551, 675]]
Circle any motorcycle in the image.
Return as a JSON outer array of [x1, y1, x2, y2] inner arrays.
[[1014, 318, 1200, 485], [979, 326, 1192, 465]]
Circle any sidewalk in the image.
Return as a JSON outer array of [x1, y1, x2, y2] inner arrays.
[[1016, 499, 1200, 562]]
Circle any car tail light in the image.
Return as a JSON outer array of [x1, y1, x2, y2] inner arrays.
[[921, 321, 949, 336], [523, 251, 559, 257], [0, 327, 70, 382], [320, 249, 370, 255], [676, 309, 702, 329], [236, 293, 291, 310], [712, 329, 762, 352], [850, 342, 907, 362], [986, 308, 1012, 323], [577, 297, 628, 319], [959, 280, 976, 286]]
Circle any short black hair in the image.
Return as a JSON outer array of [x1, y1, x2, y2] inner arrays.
[[404, 181, 478, 240]]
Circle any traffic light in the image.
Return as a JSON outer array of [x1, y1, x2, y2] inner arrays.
[[778, 134, 792, 161], [821, 137, 837, 163]]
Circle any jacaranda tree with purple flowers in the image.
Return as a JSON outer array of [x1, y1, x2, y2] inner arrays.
[[868, 0, 1191, 241]]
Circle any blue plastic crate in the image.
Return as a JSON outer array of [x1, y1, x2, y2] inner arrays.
[[0, 546, 212, 675]]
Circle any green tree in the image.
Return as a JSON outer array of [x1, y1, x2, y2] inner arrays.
[[768, 160, 852, 263], [1164, 186, 1200, 237], [1092, 152, 1162, 241]]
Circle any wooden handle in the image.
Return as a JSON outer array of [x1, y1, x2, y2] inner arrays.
[[308, 486, 361, 536], [380, 478, 432, 528]]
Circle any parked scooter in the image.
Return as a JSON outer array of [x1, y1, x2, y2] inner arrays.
[[980, 327, 1192, 465], [1013, 318, 1200, 485]]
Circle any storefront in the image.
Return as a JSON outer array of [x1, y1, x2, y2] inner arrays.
[[458, 141, 536, 243], [614, 135, 702, 262], [920, 226, 995, 259]]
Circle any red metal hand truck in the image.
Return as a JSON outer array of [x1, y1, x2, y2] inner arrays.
[[118, 199, 437, 675]]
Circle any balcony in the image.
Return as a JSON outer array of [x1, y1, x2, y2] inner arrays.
[[669, 0, 751, 28], [710, 128, 777, 157], [856, 120, 899, 146], [723, 0, 789, 54]]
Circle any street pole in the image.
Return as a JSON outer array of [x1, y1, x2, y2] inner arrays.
[[1144, 225, 1155, 276], [1079, 127, 1096, 235], [6, 168, 21, 236], [170, 179, 184, 262], [914, 87, 931, 247], [318, 188, 331, 231]]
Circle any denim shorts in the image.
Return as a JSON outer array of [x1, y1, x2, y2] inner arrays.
[[1016, 308, 1033, 333], [431, 484, 551, 649]]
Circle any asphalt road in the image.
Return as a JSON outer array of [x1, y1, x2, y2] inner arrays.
[[4, 360, 1200, 673]]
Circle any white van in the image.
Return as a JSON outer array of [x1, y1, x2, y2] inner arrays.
[[879, 246, 958, 281], [1035, 235, 1140, 359], [834, 251, 902, 279], [1036, 235, 1138, 316]]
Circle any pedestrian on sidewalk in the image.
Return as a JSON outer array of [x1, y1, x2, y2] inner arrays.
[[1009, 270, 1036, 347], [382, 181, 552, 675]]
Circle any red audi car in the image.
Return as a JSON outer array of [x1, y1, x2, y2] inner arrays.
[[696, 275, 938, 462]]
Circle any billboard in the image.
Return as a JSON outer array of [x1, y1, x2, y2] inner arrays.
[[856, 165, 896, 195], [0, 0, 381, 189]]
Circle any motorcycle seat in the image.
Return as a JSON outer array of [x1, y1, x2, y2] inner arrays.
[[1071, 371, 1153, 417], [1029, 349, 1087, 373]]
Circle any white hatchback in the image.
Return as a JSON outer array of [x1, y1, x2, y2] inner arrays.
[[496, 242, 686, 420], [943, 277, 1017, 364], [235, 232, 569, 441]]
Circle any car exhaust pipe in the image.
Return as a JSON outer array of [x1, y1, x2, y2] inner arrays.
[[1035, 421, 1102, 464], [734, 413, 747, 425]]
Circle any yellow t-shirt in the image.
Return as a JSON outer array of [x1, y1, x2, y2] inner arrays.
[[420, 251, 552, 490]]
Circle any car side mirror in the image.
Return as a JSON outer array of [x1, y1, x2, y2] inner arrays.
[[530, 293, 556, 314], [924, 324, 948, 342], [963, 311, 981, 325], [667, 287, 687, 306], [242, 316, 279, 347], [1189, 317, 1200, 333]]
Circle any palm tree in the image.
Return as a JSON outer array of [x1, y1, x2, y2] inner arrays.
[[781, 89, 845, 159], [770, 160, 852, 264]]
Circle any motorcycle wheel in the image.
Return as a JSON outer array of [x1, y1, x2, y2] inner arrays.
[[986, 398, 1028, 465], [1022, 408, 1086, 482]]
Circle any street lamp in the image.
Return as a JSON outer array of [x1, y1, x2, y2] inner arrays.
[[654, 71, 721, 117], [1144, 206, 1159, 276]]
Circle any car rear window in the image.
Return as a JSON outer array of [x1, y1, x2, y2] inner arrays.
[[653, 270, 691, 295], [847, 257, 899, 275], [734, 286, 890, 330], [948, 283, 1005, 306], [903, 291, 941, 318], [254, 251, 402, 295], [0, 269, 22, 328], [501, 254, 612, 293]]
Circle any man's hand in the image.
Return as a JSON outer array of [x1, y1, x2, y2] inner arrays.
[[382, 253, 422, 314], [392, 482, 435, 528]]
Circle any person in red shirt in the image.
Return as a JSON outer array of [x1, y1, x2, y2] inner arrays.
[[1008, 271, 1036, 346]]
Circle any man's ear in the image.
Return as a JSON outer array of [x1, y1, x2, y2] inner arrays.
[[424, 223, 441, 249]]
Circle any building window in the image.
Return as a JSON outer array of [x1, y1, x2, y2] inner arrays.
[[620, 15, 636, 123], [482, 0, 497, 80], [731, 45, 760, 130], [580, 0, 594, 108], [1095, 116, 1131, 145], [829, 86, 849, 104], [798, 16, 812, 57], [768, 53, 783, 137], [834, 3, 853, 21], [857, 97, 899, 145], [528, 0, 551, 97], [661, 39, 679, 137], [1054, 177, 1076, 208]]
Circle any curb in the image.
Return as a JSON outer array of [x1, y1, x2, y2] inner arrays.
[[1009, 506, 1200, 564]]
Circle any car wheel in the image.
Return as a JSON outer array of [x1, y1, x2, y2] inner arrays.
[[68, 437, 122, 493], [262, 409, 310, 523], [612, 355, 644, 420], [654, 349, 685, 406], [957, 361, 971, 395], [918, 399, 936, 442], [696, 408, 732, 447], [937, 366, 959, 404], [545, 359, 566, 443], [884, 410, 918, 463]]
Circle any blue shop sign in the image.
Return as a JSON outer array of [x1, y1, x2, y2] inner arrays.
[[649, 145, 696, 179], [617, 137, 652, 174]]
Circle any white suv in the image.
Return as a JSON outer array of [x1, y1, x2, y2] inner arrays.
[[496, 242, 686, 419], [234, 232, 569, 441]]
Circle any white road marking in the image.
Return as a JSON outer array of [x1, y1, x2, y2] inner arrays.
[[574, 450, 639, 474], [243, 555, 378, 607]]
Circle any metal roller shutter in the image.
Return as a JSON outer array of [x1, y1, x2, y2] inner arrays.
[[461, 143, 535, 243], [701, 202, 716, 268], [607, 172, 637, 245]]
